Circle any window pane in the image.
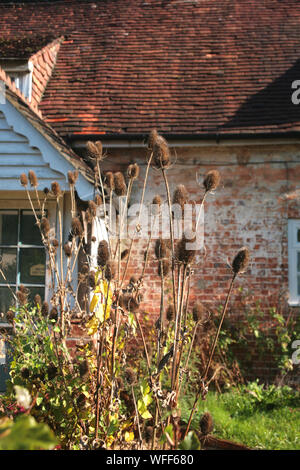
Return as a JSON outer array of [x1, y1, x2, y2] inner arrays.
[[19, 248, 45, 284], [0, 248, 17, 283], [0, 287, 15, 319], [0, 211, 18, 245], [298, 230, 300, 243], [298, 252, 300, 272], [20, 211, 43, 246], [298, 275, 300, 296]]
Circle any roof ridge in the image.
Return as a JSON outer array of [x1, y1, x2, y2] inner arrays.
[[0, 66, 43, 119], [29, 36, 64, 62]]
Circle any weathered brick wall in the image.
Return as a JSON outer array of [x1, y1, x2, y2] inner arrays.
[[97, 141, 300, 380]]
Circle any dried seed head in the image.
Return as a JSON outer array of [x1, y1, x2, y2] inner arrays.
[[64, 243, 72, 257], [6, 310, 15, 324], [192, 302, 206, 322], [121, 248, 129, 260], [105, 171, 115, 191], [34, 294, 42, 309], [127, 163, 140, 180], [166, 305, 174, 322], [87, 141, 102, 161], [152, 195, 162, 206], [129, 275, 137, 286], [71, 217, 83, 238], [16, 290, 28, 305], [145, 426, 153, 443], [67, 171, 75, 185], [113, 172, 127, 196], [105, 260, 116, 281], [41, 301, 49, 317], [51, 181, 61, 197], [200, 412, 214, 435], [41, 217, 50, 237], [49, 307, 58, 321], [158, 258, 170, 277], [21, 367, 30, 380], [52, 239, 59, 248], [151, 194, 162, 215], [116, 376, 124, 390], [88, 200, 97, 217], [20, 173, 28, 187], [43, 187, 49, 195], [119, 294, 140, 312], [77, 393, 86, 408], [203, 170, 220, 193], [19, 284, 29, 294], [173, 184, 188, 211], [94, 194, 103, 206], [149, 130, 171, 169], [97, 240, 109, 266], [232, 246, 250, 275], [155, 238, 168, 260], [124, 367, 136, 385], [28, 170, 38, 187], [175, 230, 197, 265], [88, 271, 96, 289]]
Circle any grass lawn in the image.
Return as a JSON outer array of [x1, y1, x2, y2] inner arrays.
[[180, 382, 300, 450]]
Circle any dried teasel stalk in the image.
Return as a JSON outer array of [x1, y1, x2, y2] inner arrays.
[[155, 238, 168, 260], [158, 258, 170, 277], [175, 230, 197, 265]]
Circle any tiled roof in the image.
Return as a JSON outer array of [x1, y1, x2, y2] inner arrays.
[[0, 35, 58, 59], [0, 0, 300, 137], [0, 66, 94, 181]]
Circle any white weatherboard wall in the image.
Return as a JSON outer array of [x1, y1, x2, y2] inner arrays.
[[0, 110, 66, 189]]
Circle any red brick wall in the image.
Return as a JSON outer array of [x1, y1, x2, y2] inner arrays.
[[94, 141, 300, 379]]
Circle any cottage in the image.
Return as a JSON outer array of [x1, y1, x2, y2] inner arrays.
[[0, 0, 300, 386]]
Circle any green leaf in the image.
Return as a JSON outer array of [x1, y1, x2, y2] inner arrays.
[[179, 431, 201, 450], [0, 415, 57, 450]]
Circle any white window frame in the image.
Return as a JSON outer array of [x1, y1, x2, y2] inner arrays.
[[1, 61, 33, 102], [288, 219, 300, 305]]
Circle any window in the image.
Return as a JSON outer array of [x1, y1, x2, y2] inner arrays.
[[0, 209, 46, 321], [0, 60, 33, 101]]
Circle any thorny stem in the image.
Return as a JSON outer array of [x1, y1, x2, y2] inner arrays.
[[184, 273, 237, 437]]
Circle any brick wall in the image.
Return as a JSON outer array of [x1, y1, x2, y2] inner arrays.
[[95, 140, 300, 380]]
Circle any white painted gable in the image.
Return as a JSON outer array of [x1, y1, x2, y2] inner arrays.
[[0, 100, 94, 199]]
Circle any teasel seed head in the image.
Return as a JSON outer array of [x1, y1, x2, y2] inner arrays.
[[97, 240, 109, 266], [155, 238, 167, 259], [127, 163, 140, 180], [40, 217, 50, 237], [41, 301, 49, 317], [20, 173, 28, 187], [87, 140, 103, 161], [192, 302, 206, 322], [124, 367, 136, 385], [203, 170, 220, 193], [151, 194, 162, 215], [52, 239, 59, 249], [43, 187, 49, 195], [67, 171, 76, 185], [149, 130, 171, 169], [166, 305, 174, 322], [88, 271, 96, 289], [200, 412, 214, 435], [6, 310, 15, 324], [145, 426, 153, 443], [175, 230, 197, 265], [105, 171, 115, 191], [34, 294, 42, 309], [121, 248, 129, 260], [158, 258, 170, 277], [129, 275, 138, 286], [232, 246, 250, 275], [94, 194, 102, 206], [113, 172, 127, 196], [71, 217, 83, 238], [105, 261, 116, 281], [88, 200, 97, 217], [173, 184, 188, 210], [51, 181, 61, 197], [28, 170, 38, 188], [16, 290, 28, 305], [64, 243, 72, 257], [49, 307, 58, 321]]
